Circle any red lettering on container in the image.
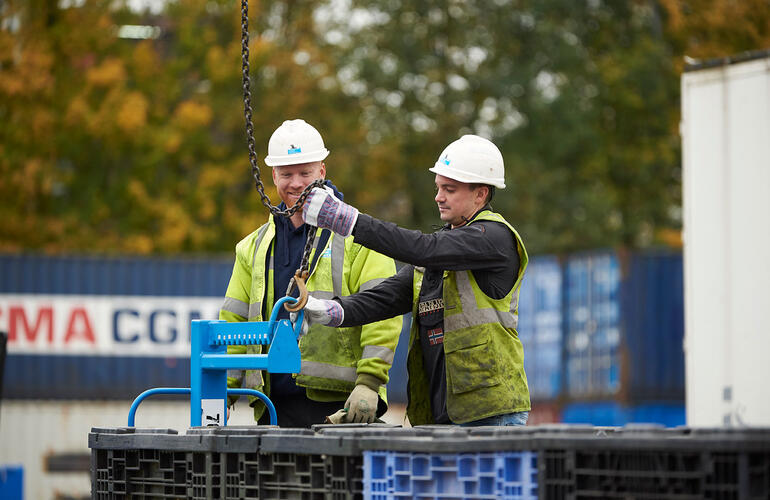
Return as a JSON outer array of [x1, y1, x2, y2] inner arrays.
[[64, 307, 96, 344], [9, 306, 53, 343]]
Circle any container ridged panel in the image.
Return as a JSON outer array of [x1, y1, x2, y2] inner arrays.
[[0, 253, 233, 296], [564, 253, 621, 399], [517, 256, 563, 401]]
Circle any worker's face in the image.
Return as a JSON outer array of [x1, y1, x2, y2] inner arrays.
[[272, 161, 326, 209], [434, 175, 487, 228]]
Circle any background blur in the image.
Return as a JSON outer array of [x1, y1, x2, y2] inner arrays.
[[1, 0, 769, 498]]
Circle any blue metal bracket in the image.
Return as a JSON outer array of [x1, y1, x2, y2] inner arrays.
[[128, 296, 303, 427]]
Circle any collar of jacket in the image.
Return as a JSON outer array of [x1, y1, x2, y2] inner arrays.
[[441, 203, 493, 231]]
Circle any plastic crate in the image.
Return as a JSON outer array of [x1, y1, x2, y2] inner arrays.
[[90, 425, 770, 500], [364, 450, 537, 500], [537, 427, 770, 500], [89, 426, 367, 500]]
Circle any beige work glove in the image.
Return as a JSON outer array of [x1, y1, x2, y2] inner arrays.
[[344, 384, 379, 423], [324, 409, 348, 424]]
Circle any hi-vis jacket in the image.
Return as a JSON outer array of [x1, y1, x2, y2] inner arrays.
[[220, 214, 402, 419], [407, 210, 530, 424], [335, 208, 530, 425]]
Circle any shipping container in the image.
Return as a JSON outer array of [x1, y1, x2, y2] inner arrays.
[[621, 251, 685, 401], [0, 254, 409, 403], [562, 251, 685, 407], [0, 400, 212, 500], [1, 253, 232, 400], [682, 50, 770, 426], [564, 252, 621, 399], [1, 249, 686, 427], [517, 256, 563, 401], [560, 401, 685, 427]]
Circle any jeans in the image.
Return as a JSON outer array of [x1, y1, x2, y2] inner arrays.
[[460, 411, 529, 427]]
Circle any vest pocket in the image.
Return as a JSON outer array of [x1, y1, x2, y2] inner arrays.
[[444, 329, 501, 393]]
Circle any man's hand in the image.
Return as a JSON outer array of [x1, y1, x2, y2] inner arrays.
[[343, 384, 379, 423], [302, 187, 359, 237], [289, 295, 344, 335]]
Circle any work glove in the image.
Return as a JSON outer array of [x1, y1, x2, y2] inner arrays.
[[343, 384, 379, 423], [289, 295, 344, 336], [302, 187, 359, 237]]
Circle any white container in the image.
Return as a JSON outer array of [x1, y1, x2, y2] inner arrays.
[[0, 399, 407, 500], [0, 400, 255, 500], [681, 52, 770, 426]]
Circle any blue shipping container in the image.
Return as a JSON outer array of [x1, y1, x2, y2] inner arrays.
[[0, 253, 412, 403], [562, 251, 685, 403], [517, 256, 563, 400], [621, 252, 685, 400], [561, 401, 685, 427], [564, 252, 621, 398], [1, 253, 234, 400]]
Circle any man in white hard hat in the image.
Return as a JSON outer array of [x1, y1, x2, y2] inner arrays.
[[220, 119, 402, 427], [298, 135, 531, 426]]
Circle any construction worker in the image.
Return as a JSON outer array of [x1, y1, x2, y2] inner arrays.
[[299, 135, 530, 426], [220, 119, 402, 427]]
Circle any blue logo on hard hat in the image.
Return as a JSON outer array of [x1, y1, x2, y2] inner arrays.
[[288, 144, 302, 154], [441, 154, 451, 166]]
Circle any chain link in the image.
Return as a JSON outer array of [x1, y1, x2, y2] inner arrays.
[[241, 0, 321, 285]]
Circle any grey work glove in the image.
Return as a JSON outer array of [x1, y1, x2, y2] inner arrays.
[[301, 186, 359, 237], [343, 384, 379, 423], [289, 295, 344, 336]]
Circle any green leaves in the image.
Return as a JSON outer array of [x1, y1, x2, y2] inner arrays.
[[2, 0, 765, 254]]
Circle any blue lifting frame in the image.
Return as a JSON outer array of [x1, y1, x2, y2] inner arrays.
[[127, 296, 303, 427]]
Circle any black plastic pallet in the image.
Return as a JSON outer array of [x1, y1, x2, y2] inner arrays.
[[89, 424, 770, 500]]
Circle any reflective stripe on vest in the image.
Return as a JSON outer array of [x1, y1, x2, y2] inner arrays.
[[241, 228, 352, 388], [360, 277, 386, 292], [301, 360, 357, 382], [445, 270, 519, 332], [331, 234, 345, 297], [245, 368, 263, 388], [221, 297, 248, 318], [363, 344, 395, 364]]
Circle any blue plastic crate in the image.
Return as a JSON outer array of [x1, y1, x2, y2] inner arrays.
[[517, 256, 562, 400], [363, 450, 537, 499]]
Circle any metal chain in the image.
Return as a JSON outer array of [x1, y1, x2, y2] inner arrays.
[[241, 0, 321, 286], [286, 228, 318, 296], [240, 0, 322, 219]]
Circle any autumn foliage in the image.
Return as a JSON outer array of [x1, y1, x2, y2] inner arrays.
[[0, 0, 767, 255]]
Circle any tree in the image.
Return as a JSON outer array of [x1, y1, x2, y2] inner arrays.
[[0, 0, 361, 254], [321, 0, 682, 253]]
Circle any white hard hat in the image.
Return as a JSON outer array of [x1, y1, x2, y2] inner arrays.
[[264, 119, 330, 167], [429, 135, 506, 189]]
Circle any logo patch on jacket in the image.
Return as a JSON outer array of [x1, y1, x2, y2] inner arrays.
[[427, 327, 444, 345], [418, 298, 444, 316], [319, 247, 332, 259]]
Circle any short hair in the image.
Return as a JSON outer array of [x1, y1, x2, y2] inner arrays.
[[471, 183, 495, 205]]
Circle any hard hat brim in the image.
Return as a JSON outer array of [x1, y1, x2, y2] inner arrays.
[[265, 149, 330, 167], [429, 164, 506, 189]]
